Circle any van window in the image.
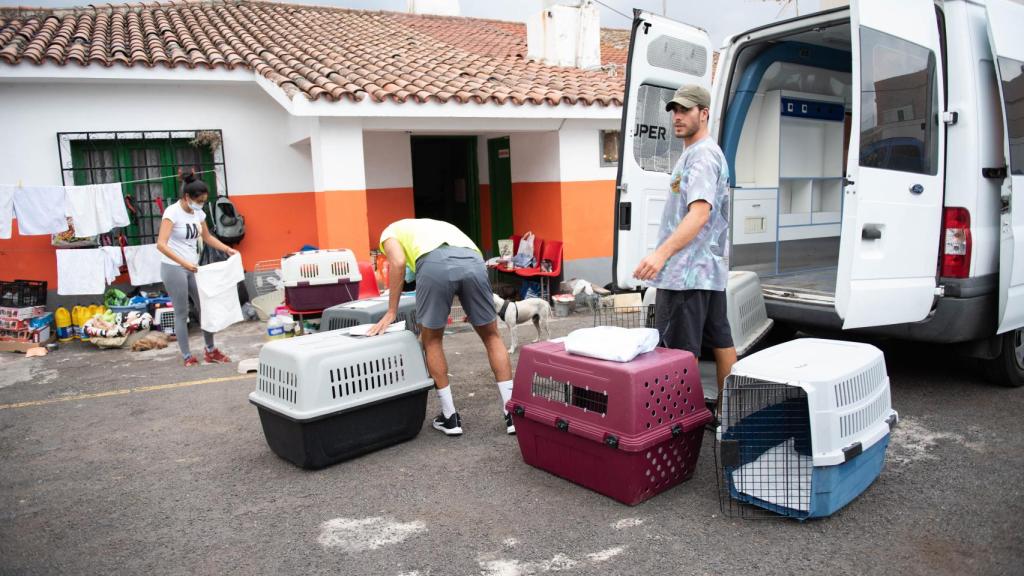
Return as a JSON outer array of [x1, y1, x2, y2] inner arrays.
[[858, 28, 938, 175], [633, 83, 684, 173], [998, 57, 1024, 176]]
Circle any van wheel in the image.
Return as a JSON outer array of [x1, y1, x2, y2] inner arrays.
[[985, 329, 1024, 388]]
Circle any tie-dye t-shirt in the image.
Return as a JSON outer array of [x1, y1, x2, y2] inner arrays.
[[649, 137, 731, 291]]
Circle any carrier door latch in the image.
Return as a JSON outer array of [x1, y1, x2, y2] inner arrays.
[[942, 111, 959, 125], [842, 442, 863, 462]]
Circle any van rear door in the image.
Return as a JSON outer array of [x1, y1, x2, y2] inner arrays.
[[987, 0, 1024, 334], [612, 11, 713, 290], [835, 0, 946, 329]]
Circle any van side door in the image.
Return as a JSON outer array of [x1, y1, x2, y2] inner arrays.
[[612, 11, 713, 290], [835, 0, 946, 329], [987, 0, 1024, 334]]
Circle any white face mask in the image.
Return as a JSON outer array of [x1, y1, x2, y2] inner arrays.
[[189, 202, 205, 212]]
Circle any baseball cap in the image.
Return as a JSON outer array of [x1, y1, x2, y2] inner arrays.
[[665, 84, 711, 112]]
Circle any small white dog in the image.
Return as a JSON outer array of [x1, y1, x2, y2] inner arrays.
[[492, 294, 551, 354]]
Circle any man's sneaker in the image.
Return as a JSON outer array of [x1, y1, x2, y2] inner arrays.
[[204, 348, 232, 364], [504, 412, 516, 435], [183, 356, 199, 367], [432, 412, 463, 436]]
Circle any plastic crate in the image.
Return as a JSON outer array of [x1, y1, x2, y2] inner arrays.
[[507, 341, 712, 505], [153, 307, 186, 334], [249, 328, 435, 469], [0, 280, 47, 307], [282, 249, 362, 310], [716, 338, 898, 519], [0, 305, 46, 320], [725, 271, 774, 356], [322, 294, 418, 333]]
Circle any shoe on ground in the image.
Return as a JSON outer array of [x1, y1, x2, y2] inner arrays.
[[204, 348, 232, 364], [505, 412, 516, 435], [432, 412, 463, 436], [183, 356, 199, 367]]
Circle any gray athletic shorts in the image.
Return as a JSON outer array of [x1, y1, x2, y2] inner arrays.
[[654, 288, 734, 357], [414, 245, 497, 330]]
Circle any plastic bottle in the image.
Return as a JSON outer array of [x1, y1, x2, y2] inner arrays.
[[266, 316, 285, 340], [71, 306, 83, 340], [55, 307, 72, 341]]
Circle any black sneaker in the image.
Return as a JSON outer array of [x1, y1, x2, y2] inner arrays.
[[504, 412, 516, 435], [432, 412, 463, 436]]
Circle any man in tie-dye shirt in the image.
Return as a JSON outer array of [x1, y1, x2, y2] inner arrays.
[[633, 84, 737, 407]]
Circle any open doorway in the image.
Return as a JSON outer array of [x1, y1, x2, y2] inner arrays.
[[411, 136, 480, 246]]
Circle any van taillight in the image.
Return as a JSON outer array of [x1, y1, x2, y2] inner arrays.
[[941, 207, 971, 278]]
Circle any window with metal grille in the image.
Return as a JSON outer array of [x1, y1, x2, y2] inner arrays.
[[57, 130, 228, 245]]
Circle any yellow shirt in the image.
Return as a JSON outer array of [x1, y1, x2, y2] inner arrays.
[[379, 218, 481, 273]]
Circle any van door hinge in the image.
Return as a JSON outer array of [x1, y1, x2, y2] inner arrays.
[[935, 285, 946, 297], [942, 111, 959, 125], [616, 183, 628, 194]]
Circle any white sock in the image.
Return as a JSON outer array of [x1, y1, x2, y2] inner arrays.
[[436, 386, 456, 418], [496, 380, 514, 414]]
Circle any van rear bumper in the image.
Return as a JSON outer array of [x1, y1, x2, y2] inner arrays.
[[765, 290, 997, 344]]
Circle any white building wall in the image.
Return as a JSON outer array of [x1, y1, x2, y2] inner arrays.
[[510, 131, 560, 182], [364, 132, 413, 189], [557, 119, 620, 182], [0, 81, 311, 195]]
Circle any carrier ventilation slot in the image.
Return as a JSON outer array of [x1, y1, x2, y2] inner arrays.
[[326, 317, 359, 331], [299, 263, 319, 278], [330, 261, 351, 276], [840, 392, 890, 438], [259, 363, 298, 404], [738, 292, 768, 338], [833, 361, 886, 408], [530, 373, 608, 415], [328, 354, 406, 400]]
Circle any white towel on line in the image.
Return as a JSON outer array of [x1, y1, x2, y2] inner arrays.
[[564, 326, 660, 363], [0, 186, 12, 239], [100, 246, 123, 284], [56, 249, 108, 295], [64, 183, 130, 237], [9, 185, 69, 236], [124, 244, 163, 286], [195, 253, 245, 333]]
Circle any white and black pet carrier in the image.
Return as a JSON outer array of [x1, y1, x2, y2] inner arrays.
[[716, 338, 897, 519]]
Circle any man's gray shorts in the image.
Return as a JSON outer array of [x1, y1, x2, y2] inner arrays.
[[415, 245, 497, 330], [654, 288, 734, 357]]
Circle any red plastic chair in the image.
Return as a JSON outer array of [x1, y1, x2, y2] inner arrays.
[[515, 240, 562, 301], [357, 261, 380, 299]]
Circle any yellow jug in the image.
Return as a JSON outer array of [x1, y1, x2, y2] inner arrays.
[[55, 307, 72, 341]]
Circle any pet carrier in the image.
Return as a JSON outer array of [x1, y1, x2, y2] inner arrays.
[[724, 271, 773, 356], [249, 328, 434, 469], [322, 294, 418, 333], [281, 249, 361, 310], [153, 307, 185, 334], [716, 338, 898, 519], [507, 341, 712, 505]]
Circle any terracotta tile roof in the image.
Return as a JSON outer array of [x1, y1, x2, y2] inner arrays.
[[0, 0, 629, 107]]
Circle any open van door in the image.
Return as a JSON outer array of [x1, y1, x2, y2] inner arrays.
[[835, 0, 946, 329], [613, 10, 713, 290], [988, 0, 1024, 334]]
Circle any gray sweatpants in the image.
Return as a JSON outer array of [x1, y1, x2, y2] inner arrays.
[[160, 262, 214, 358]]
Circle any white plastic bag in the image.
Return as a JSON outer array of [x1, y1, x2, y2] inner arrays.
[[196, 253, 245, 333], [513, 231, 535, 268], [564, 326, 659, 362]]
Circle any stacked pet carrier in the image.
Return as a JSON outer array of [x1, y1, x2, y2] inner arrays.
[[249, 328, 434, 469], [322, 294, 418, 333], [281, 249, 361, 310], [716, 338, 897, 519], [507, 341, 712, 505]]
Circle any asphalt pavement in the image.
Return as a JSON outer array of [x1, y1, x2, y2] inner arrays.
[[1, 313, 1021, 575]]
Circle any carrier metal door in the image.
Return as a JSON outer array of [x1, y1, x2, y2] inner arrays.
[[988, 0, 1024, 334], [836, 0, 946, 329], [613, 10, 712, 290]]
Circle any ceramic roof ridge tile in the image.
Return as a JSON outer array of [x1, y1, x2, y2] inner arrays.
[[0, 0, 627, 107]]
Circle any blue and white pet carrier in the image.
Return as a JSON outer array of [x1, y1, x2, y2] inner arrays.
[[716, 338, 898, 519]]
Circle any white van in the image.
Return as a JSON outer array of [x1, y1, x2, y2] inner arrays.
[[613, 0, 1024, 386]]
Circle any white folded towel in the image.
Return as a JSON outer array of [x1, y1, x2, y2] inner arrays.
[[564, 326, 660, 363]]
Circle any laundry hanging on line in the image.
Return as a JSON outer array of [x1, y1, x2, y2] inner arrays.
[[0, 184, 70, 238], [124, 244, 164, 286], [56, 248, 109, 296], [64, 183, 130, 238]]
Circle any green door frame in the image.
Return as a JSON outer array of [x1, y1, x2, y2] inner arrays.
[[409, 135, 481, 248], [487, 136, 513, 254]]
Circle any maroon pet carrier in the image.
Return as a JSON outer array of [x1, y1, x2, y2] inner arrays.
[[507, 341, 712, 505]]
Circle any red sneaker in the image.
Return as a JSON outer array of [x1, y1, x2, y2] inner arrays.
[[204, 348, 231, 364], [183, 356, 199, 367]]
